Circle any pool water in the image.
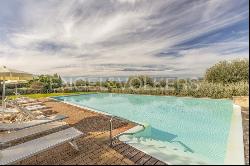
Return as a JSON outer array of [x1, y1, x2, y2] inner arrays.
[[54, 93, 233, 164]]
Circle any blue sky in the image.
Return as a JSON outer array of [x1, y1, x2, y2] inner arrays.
[[0, 0, 249, 77]]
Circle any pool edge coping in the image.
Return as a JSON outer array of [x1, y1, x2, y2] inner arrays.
[[224, 104, 245, 165]]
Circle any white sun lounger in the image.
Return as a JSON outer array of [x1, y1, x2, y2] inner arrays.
[[0, 115, 68, 132], [0, 108, 19, 113], [0, 121, 67, 145], [15, 98, 37, 104], [0, 127, 83, 165], [21, 102, 44, 106], [0, 108, 19, 120], [25, 105, 48, 111], [6, 102, 36, 120]]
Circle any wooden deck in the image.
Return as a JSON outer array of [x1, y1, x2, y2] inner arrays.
[[11, 99, 166, 165], [112, 141, 166, 165]]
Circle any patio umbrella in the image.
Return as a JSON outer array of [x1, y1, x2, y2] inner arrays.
[[3, 80, 29, 96], [0, 66, 33, 110]]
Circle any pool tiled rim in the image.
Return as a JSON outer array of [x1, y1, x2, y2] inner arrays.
[[224, 104, 245, 165]]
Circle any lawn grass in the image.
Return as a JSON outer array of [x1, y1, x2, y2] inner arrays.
[[8, 92, 95, 99]]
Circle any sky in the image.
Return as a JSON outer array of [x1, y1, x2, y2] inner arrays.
[[0, 0, 249, 78]]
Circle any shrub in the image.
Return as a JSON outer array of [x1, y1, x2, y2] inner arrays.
[[30, 81, 46, 91], [127, 75, 154, 88], [181, 81, 249, 99], [29, 74, 63, 91], [205, 59, 249, 84], [110, 81, 249, 99]]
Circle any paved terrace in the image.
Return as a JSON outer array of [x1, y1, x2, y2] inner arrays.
[[14, 99, 166, 165], [242, 107, 249, 165]]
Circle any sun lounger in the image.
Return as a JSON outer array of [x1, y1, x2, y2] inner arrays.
[[25, 105, 48, 111], [9, 97, 40, 106], [6, 101, 36, 120], [0, 127, 83, 165], [0, 108, 19, 114], [0, 108, 19, 123], [32, 110, 53, 117], [15, 98, 37, 104], [0, 115, 68, 132], [0, 121, 67, 145], [8, 100, 48, 113], [0, 108, 19, 120], [21, 102, 44, 106]]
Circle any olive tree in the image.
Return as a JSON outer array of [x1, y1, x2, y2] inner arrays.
[[205, 59, 249, 84]]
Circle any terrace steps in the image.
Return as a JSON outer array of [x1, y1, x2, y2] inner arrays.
[[120, 135, 190, 153], [119, 135, 210, 165]]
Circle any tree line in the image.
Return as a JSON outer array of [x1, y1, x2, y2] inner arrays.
[[1, 59, 248, 99]]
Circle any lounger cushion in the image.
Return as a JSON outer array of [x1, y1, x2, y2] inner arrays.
[[0, 121, 67, 144], [25, 105, 47, 111], [21, 102, 43, 106], [0, 127, 83, 165], [0, 115, 68, 131], [15, 98, 36, 104]]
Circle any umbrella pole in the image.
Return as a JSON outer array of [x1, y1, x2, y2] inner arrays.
[[1, 78, 5, 122], [2, 78, 6, 110], [15, 83, 18, 96]]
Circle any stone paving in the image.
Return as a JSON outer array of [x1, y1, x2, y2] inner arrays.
[[242, 107, 249, 165]]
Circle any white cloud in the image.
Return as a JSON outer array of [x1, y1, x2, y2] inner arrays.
[[115, 0, 141, 4], [0, 0, 248, 77]]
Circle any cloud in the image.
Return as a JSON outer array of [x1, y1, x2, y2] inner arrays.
[[0, 0, 249, 77]]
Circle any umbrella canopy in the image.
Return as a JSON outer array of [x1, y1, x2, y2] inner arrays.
[[0, 66, 33, 110], [2, 80, 29, 84], [0, 66, 33, 81]]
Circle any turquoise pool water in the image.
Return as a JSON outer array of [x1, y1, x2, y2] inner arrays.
[[54, 93, 233, 164]]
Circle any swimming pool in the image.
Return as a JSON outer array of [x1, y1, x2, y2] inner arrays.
[[53, 93, 243, 165]]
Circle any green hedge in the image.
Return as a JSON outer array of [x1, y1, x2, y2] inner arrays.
[[2, 81, 248, 99], [110, 81, 249, 99]]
